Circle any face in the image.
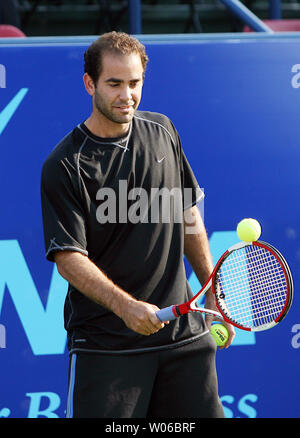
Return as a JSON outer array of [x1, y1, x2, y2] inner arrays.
[[86, 52, 144, 127]]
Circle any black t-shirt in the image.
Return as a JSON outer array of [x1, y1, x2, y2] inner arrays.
[[41, 111, 207, 353]]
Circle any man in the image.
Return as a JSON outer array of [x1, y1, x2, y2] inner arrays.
[[41, 31, 235, 418]]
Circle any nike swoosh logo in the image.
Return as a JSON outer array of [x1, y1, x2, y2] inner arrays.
[[0, 88, 29, 135], [157, 157, 165, 163]]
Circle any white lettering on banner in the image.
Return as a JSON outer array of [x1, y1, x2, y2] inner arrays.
[[291, 324, 300, 348], [0, 240, 67, 355], [220, 393, 258, 418], [0, 392, 62, 418], [0, 390, 257, 418], [291, 64, 300, 88], [26, 392, 61, 418], [0, 65, 6, 88], [0, 88, 29, 135], [0, 324, 6, 348], [0, 408, 10, 418]]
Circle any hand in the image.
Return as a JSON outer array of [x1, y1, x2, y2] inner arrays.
[[121, 300, 168, 336], [204, 292, 235, 349]]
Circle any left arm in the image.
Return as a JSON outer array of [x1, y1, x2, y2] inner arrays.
[[183, 205, 235, 348]]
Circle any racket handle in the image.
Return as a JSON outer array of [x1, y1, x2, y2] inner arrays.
[[156, 305, 177, 322]]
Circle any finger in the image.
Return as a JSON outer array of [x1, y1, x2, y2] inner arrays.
[[149, 311, 167, 330], [226, 331, 236, 348], [223, 324, 236, 349], [139, 319, 163, 335]]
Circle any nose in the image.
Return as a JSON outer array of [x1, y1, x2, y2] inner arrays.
[[119, 85, 132, 102]]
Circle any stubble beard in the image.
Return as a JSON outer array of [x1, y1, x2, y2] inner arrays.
[[94, 89, 137, 125]]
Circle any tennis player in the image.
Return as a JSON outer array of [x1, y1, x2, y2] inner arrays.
[[41, 31, 235, 418]]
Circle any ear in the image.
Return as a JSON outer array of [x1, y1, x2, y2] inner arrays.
[[83, 73, 96, 96]]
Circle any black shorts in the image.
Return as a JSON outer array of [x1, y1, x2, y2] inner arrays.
[[66, 333, 225, 418]]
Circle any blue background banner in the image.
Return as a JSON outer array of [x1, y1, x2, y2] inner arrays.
[[0, 34, 299, 418]]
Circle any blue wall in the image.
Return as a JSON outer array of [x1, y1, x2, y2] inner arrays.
[[0, 33, 299, 418]]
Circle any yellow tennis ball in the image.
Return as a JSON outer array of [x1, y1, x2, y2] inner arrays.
[[236, 218, 261, 242], [210, 324, 229, 347]]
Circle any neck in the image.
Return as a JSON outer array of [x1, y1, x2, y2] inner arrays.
[[84, 112, 131, 138]]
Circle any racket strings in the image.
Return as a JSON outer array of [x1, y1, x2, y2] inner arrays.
[[215, 245, 289, 329]]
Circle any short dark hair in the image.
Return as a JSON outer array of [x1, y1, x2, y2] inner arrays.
[[84, 31, 149, 84]]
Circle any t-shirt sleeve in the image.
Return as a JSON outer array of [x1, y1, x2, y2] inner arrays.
[[179, 147, 203, 210], [40, 156, 88, 262]]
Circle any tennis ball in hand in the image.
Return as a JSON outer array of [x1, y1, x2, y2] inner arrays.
[[237, 218, 261, 242], [210, 324, 229, 347]]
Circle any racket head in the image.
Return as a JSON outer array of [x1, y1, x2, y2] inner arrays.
[[211, 241, 293, 332]]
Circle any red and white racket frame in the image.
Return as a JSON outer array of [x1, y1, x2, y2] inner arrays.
[[156, 241, 293, 332]]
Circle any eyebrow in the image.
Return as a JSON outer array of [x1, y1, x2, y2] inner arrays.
[[105, 78, 141, 84]]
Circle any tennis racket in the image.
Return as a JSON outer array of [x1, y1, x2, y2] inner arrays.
[[156, 241, 293, 331]]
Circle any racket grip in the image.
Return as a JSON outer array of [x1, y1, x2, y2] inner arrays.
[[156, 305, 177, 322]]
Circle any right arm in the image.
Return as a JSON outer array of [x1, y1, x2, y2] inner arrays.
[[54, 250, 166, 336]]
